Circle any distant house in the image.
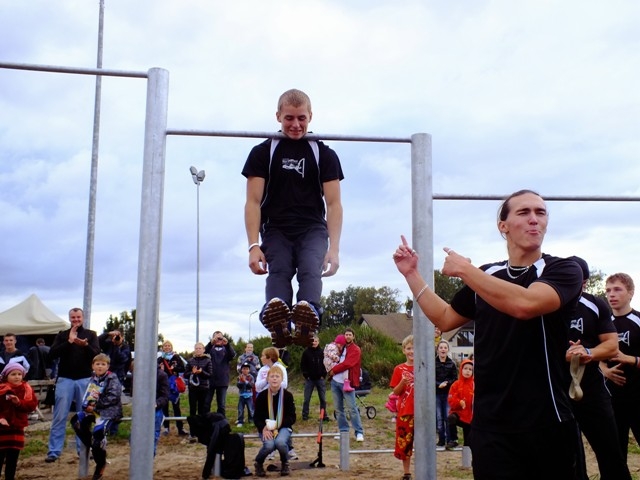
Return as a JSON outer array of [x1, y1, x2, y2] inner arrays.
[[359, 313, 474, 362]]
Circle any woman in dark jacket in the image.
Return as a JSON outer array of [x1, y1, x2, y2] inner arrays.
[[184, 342, 212, 417], [435, 340, 458, 447]]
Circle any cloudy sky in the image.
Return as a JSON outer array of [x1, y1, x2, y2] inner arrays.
[[1, 1, 638, 353]]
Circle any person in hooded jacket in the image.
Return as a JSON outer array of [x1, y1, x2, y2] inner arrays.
[[446, 358, 474, 449]]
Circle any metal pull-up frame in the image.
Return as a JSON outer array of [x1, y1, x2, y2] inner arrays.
[[0, 61, 439, 479], [4, 60, 639, 480]]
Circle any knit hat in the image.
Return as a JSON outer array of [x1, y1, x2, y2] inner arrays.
[[334, 334, 347, 345], [1, 362, 26, 381]]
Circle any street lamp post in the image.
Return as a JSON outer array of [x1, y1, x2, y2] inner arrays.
[[248, 310, 258, 340], [190, 166, 206, 342]]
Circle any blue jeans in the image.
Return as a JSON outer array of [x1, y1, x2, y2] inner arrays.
[[262, 226, 328, 310], [330, 379, 363, 436], [237, 395, 254, 424], [154, 409, 164, 456], [206, 386, 228, 416], [255, 427, 292, 463], [435, 391, 450, 444], [48, 376, 91, 458]]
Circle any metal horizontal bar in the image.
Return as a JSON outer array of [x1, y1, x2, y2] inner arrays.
[[434, 194, 640, 202], [166, 129, 412, 143], [0, 61, 148, 78]]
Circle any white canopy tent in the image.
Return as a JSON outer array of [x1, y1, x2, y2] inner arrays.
[[0, 294, 69, 335]]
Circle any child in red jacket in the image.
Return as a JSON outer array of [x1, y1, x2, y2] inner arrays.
[[446, 358, 474, 449], [0, 363, 39, 480]]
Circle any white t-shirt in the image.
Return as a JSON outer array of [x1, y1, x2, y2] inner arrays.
[[255, 361, 288, 393]]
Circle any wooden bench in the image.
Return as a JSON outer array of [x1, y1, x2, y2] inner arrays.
[[28, 379, 55, 420]]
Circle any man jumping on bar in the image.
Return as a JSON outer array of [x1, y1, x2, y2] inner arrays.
[[242, 88, 344, 348]]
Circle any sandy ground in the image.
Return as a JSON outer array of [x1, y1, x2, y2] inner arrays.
[[21, 412, 640, 480]]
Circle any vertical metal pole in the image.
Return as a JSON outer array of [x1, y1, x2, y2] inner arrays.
[[196, 182, 200, 342], [411, 133, 436, 480], [83, 0, 104, 328], [338, 431, 349, 470], [196, 182, 200, 343], [129, 67, 169, 480]]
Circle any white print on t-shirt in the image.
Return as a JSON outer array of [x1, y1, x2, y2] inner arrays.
[[619, 331, 630, 347], [569, 317, 584, 334], [282, 157, 306, 177]]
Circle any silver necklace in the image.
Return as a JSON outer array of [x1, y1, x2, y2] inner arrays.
[[506, 260, 530, 279]]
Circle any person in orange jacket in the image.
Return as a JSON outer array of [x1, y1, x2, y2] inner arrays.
[[446, 358, 474, 449]]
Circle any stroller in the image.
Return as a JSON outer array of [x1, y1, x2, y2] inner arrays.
[[334, 368, 377, 420]]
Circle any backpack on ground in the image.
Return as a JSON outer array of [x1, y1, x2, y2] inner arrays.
[[221, 432, 246, 479]]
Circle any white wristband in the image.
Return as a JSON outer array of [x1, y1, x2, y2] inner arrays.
[[415, 284, 429, 301], [248, 242, 260, 252]]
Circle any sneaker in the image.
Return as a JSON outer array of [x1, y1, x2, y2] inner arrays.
[[436, 441, 445, 447], [45, 455, 58, 463], [254, 462, 266, 478], [288, 449, 298, 460], [236, 423, 243, 428], [262, 298, 292, 348], [291, 301, 319, 347], [162, 428, 170, 436], [356, 433, 364, 442], [446, 440, 459, 450]]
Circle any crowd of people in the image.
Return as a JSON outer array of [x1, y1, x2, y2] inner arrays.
[[0, 306, 368, 480]]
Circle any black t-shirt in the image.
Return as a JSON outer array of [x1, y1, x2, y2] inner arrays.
[[450, 254, 582, 433], [567, 292, 616, 405], [241, 136, 344, 236], [608, 308, 640, 399]]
